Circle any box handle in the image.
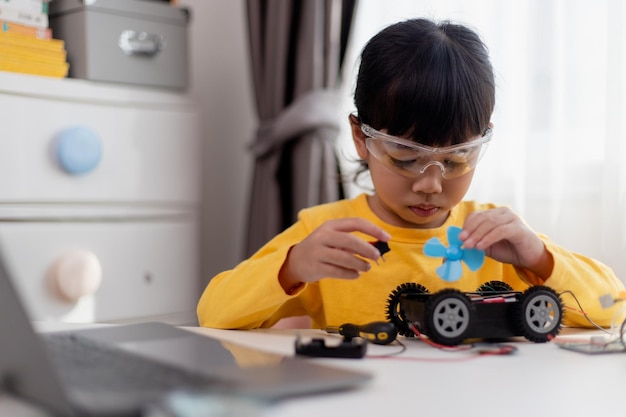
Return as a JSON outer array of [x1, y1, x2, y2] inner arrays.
[[119, 30, 165, 56]]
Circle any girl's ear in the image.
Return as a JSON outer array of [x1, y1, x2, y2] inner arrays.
[[349, 114, 369, 160]]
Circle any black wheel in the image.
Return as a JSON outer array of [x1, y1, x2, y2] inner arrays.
[[476, 280, 514, 294], [424, 289, 472, 346], [516, 286, 563, 343], [386, 282, 429, 337]]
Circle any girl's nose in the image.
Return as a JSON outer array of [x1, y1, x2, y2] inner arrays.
[[411, 164, 443, 194]]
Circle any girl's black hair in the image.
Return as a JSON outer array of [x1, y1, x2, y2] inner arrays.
[[354, 18, 495, 145]]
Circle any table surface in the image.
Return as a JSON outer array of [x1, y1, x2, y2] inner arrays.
[[1, 324, 625, 417]]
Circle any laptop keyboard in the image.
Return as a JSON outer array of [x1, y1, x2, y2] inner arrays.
[[42, 332, 213, 393]]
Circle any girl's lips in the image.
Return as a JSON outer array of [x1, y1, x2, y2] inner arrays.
[[410, 205, 439, 217]]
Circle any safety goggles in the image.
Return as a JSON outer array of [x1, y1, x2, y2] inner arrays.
[[361, 123, 493, 179]]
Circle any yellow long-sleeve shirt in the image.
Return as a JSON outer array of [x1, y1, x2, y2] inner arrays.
[[198, 194, 625, 329]]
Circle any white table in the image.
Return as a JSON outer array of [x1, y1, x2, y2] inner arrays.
[[1, 325, 624, 417]]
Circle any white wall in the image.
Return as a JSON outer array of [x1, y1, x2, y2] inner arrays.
[[179, 0, 255, 287]]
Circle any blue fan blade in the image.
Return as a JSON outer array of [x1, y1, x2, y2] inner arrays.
[[436, 259, 462, 282], [461, 248, 485, 271], [424, 238, 448, 257], [435, 263, 448, 280], [447, 226, 463, 247]]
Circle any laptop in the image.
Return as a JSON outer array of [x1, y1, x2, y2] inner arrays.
[[0, 254, 372, 417]]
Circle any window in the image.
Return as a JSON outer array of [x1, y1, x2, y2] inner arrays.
[[338, 0, 626, 282]]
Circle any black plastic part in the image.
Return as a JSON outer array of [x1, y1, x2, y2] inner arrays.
[[295, 338, 367, 358], [371, 241, 390, 256]]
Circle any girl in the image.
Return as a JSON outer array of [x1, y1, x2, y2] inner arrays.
[[197, 18, 625, 330]]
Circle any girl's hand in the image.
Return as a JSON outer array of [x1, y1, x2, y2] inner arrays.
[[279, 218, 391, 292], [459, 207, 554, 279]]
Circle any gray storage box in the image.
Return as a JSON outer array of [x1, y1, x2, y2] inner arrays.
[[49, 0, 190, 90]]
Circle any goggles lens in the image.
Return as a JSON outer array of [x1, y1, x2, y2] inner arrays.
[[361, 123, 492, 179]]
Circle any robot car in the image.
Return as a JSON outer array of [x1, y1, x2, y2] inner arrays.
[[386, 280, 563, 346]]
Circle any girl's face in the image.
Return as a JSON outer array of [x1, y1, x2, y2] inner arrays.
[[350, 115, 475, 229]]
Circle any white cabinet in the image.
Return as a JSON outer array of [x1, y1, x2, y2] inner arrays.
[[0, 71, 201, 325]]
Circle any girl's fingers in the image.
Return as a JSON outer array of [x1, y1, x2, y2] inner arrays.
[[319, 218, 390, 260]]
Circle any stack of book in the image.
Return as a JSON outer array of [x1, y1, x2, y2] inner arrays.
[[0, 0, 69, 78]]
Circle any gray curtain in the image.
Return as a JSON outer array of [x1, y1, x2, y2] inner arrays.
[[245, 0, 357, 257]]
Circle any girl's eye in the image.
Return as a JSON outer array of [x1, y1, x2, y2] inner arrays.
[[442, 158, 466, 168], [389, 156, 416, 169], [442, 151, 474, 167]]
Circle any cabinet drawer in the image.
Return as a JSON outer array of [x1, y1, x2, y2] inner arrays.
[[0, 219, 199, 324], [0, 92, 200, 204]]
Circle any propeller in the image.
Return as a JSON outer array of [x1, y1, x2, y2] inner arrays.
[[423, 226, 485, 282]]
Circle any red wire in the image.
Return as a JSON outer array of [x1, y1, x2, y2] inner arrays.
[[408, 323, 473, 351], [369, 324, 516, 362]]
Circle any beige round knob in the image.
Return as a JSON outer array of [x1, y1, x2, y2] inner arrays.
[[51, 250, 102, 302]]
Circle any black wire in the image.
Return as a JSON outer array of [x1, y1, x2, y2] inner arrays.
[[366, 338, 407, 358]]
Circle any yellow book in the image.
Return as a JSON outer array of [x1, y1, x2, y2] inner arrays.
[[0, 60, 69, 78], [0, 43, 66, 64], [0, 31, 64, 52]]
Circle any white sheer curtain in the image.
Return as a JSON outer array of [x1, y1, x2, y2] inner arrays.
[[338, 0, 626, 283]]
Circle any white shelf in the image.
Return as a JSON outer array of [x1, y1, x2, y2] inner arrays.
[[0, 71, 194, 110]]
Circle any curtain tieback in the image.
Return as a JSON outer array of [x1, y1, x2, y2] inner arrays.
[[250, 89, 342, 158]]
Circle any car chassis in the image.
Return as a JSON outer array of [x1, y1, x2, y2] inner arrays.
[[386, 281, 563, 346]]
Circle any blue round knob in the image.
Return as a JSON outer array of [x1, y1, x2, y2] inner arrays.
[[56, 126, 103, 175]]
